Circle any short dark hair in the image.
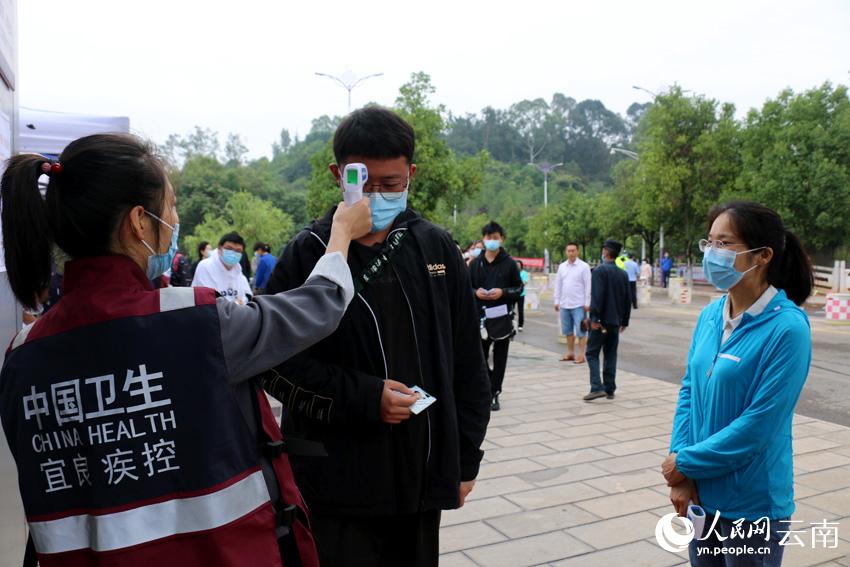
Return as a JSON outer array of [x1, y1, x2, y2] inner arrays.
[[197, 240, 209, 259], [1, 133, 167, 309], [566, 242, 579, 249], [333, 106, 415, 164], [219, 232, 245, 248], [481, 221, 505, 237], [602, 239, 623, 258]]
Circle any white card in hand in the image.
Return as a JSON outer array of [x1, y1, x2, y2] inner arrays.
[[410, 386, 436, 414], [484, 304, 508, 319]]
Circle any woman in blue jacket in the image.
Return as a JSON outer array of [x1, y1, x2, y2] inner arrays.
[[663, 201, 813, 566]]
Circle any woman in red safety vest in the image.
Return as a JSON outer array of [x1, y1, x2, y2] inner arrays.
[[0, 133, 371, 566]]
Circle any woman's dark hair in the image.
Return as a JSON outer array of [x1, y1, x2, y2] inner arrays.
[[516, 260, 524, 269], [197, 240, 210, 259], [333, 106, 415, 164], [707, 201, 813, 306], [1, 134, 168, 309]]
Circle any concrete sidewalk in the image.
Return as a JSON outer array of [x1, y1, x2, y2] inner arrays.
[[440, 342, 850, 567]]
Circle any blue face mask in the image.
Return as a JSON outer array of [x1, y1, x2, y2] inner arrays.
[[141, 211, 179, 280], [484, 239, 501, 252], [470, 248, 482, 258], [702, 246, 764, 291], [368, 190, 408, 233], [221, 249, 243, 268]]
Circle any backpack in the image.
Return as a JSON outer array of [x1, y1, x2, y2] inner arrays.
[[170, 253, 192, 287]]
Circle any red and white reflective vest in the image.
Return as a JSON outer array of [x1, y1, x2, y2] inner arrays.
[[0, 256, 318, 566]]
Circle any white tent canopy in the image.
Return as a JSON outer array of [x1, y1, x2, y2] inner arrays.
[[18, 107, 130, 156]]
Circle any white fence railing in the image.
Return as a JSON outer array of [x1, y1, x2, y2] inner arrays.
[[813, 261, 849, 294]]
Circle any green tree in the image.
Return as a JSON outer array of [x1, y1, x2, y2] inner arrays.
[[396, 72, 483, 218], [305, 141, 339, 220], [632, 87, 740, 274], [525, 206, 563, 258], [558, 191, 602, 258], [735, 83, 850, 253], [224, 133, 249, 167], [174, 155, 231, 238], [162, 126, 221, 166], [184, 192, 294, 258]]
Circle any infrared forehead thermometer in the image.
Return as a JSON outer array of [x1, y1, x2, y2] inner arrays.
[[342, 163, 368, 206]]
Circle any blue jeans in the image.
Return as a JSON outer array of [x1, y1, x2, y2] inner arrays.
[[689, 516, 788, 566], [586, 326, 619, 394], [559, 306, 587, 337]]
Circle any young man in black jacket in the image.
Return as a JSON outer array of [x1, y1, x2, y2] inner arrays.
[[584, 239, 632, 401], [261, 107, 491, 567], [468, 221, 524, 411]]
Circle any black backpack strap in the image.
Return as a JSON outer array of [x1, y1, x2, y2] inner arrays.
[[23, 533, 36, 567], [354, 229, 408, 294], [249, 379, 324, 534], [262, 437, 327, 459]]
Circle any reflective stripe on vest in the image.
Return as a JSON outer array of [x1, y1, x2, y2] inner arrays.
[[30, 469, 269, 554], [0, 271, 282, 565]]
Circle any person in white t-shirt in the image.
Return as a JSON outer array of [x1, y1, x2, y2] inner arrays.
[[192, 231, 253, 304], [554, 242, 591, 363]]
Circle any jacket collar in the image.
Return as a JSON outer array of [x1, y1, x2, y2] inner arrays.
[[311, 207, 422, 240], [63, 255, 154, 295], [481, 248, 509, 265], [714, 287, 799, 330]]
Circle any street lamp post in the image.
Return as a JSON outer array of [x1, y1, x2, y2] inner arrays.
[[610, 147, 640, 161], [609, 147, 646, 261], [632, 85, 659, 98], [315, 71, 384, 112], [631, 85, 666, 284], [530, 161, 562, 273]]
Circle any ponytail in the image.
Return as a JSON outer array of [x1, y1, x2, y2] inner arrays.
[[2, 134, 167, 311], [1, 156, 54, 309], [775, 230, 813, 306], [708, 201, 815, 307]]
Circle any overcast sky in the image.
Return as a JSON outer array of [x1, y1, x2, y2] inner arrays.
[[17, 0, 850, 159]]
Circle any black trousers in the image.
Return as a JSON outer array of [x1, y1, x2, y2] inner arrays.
[[586, 326, 620, 394], [482, 337, 510, 396], [310, 510, 441, 567], [517, 297, 525, 327], [629, 281, 638, 309]]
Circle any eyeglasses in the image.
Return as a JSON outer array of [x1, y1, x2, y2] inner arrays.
[[363, 177, 410, 201], [698, 239, 745, 252]]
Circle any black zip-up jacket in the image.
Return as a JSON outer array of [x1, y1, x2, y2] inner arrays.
[[468, 249, 524, 313], [263, 208, 491, 515], [590, 260, 632, 327]]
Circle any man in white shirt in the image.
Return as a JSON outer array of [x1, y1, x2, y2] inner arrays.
[[624, 254, 640, 310], [554, 242, 592, 363], [191, 231, 253, 304]]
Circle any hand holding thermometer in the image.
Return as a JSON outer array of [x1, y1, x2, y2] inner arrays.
[[342, 163, 368, 206]]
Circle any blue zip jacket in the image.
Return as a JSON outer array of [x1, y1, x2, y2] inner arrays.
[[254, 252, 276, 290], [670, 289, 811, 521]]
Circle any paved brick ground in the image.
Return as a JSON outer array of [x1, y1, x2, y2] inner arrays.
[[440, 342, 850, 566]]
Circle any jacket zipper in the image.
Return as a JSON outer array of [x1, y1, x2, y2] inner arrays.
[[311, 230, 390, 380], [318, 227, 431, 505], [389, 241, 433, 508], [707, 308, 750, 378], [393, 265, 431, 461]]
